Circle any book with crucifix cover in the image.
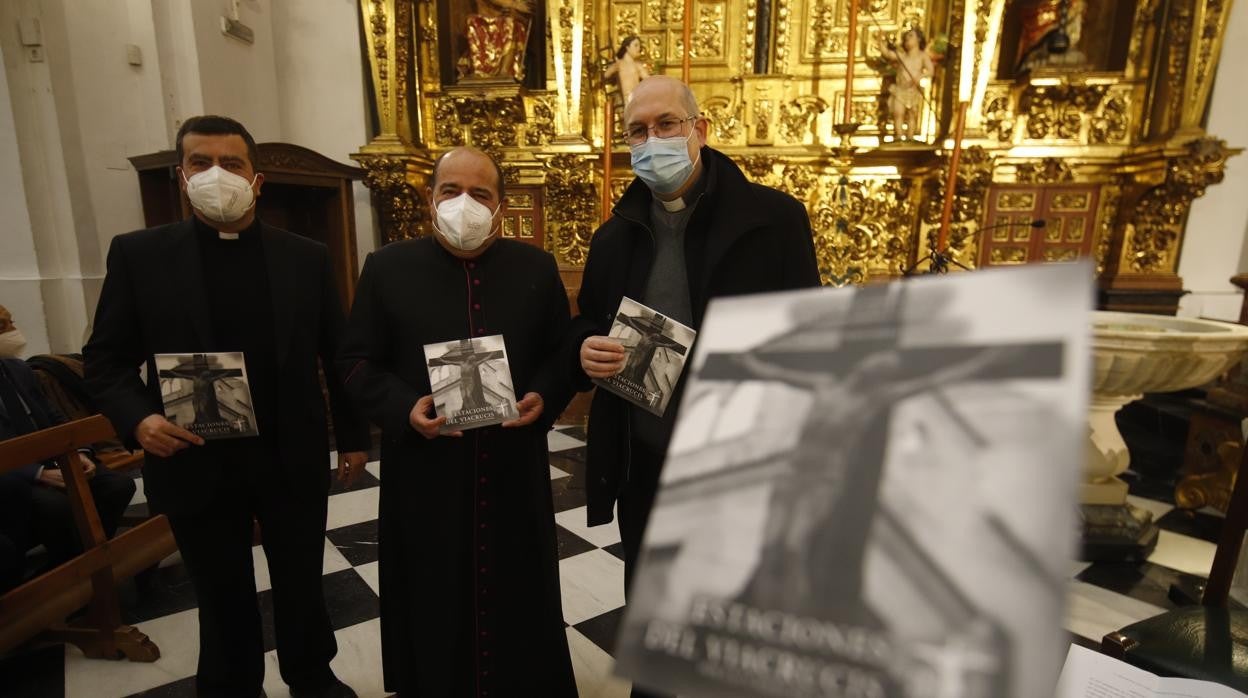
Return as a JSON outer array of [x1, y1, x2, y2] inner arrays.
[[612, 262, 1094, 698], [155, 352, 259, 440], [424, 334, 518, 433], [593, 296, 698, 416]]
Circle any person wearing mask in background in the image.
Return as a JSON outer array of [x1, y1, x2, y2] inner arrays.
[[83, 116, 370, 698], [0, 305, 135, 577]]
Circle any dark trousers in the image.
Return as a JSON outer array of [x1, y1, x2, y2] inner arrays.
[[29, 468, 135, 567], [0, 475, 31, 593], [166, 450, 336, 698], [617, 442, 672, 698]]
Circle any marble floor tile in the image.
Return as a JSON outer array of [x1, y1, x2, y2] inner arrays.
[[1076, 560, 1209, 611], [560, 550, 627, 626], [353, 561, 381, 597], [251, 538, 353, 594], [567, 627, 631, 698], [330, 468, 382, 495], [548, 430, 588, 453], [556, 523, 598, 560], [124, 563, 198, 625], [125, 675, 195, 697], [1067, 560, 1093, 579], [1155, 507, 1226, 544], [260, 619, 387, 698], [1148, 530, 1217, 578], [551, 464, 572, 479], [574, 606, 625, 655], [325, 487, 380, 532], [1126, 494, 1174, 522], [325, 520, 381, 567], [365, 461, 382, 481], [129, 478, 147, 506], [555, 506, 621, 549], [1064, 580, 1167, 643], [64, 608, 201, 698]]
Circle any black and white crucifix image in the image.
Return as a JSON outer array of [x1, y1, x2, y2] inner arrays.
[[596, 296, 697, 416], [614, 263, 1093, 698], [424, 334, 517, 432], [155, 352, 258, 440]]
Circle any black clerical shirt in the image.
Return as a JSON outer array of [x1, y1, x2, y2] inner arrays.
[[194, 217, 278, 446]]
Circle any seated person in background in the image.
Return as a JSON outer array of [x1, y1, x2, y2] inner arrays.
[[0, 474, 32, 593], [0, 305, 135, 568]]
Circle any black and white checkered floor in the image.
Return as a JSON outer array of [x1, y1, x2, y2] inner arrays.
[[0, 426, 1231, 697]]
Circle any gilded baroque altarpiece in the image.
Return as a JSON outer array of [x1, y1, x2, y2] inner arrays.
[[353, 0, 1239, 312]]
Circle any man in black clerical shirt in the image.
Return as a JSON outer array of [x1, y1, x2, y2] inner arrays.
[[569, 76, 822, 697], [84, 116, 370, 698], [338, 146, 577, 697]]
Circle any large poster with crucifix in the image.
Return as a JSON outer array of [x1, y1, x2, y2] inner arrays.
[[156, 352, 259, 440], [424, 334, 518, 433], [594, 296, 697, 416], [613, 262, 1093, 698]]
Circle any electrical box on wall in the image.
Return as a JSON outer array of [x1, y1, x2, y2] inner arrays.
[[17, 17, 41, 46], [221, 17, 254, 44]]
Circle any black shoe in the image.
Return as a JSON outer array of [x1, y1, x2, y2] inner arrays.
[[290, 677, 357, 698]]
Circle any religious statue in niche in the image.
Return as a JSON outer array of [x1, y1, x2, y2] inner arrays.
[[603, 35, 652, 103], [458, 0, 533, 80], [1014, 0, 1088, 73], [876, 28, 936, 144]]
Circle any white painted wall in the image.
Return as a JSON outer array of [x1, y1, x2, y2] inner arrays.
[[1, 0, 379, 355], [190, 0, 282, 141], [1178, 0, 1248, 322], [0, 45, 49, 357], [270, 0, 379, 257]]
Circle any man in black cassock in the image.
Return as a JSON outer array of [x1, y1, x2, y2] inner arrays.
[[338, 146, 578, 697], [84, 116, 370, 698]]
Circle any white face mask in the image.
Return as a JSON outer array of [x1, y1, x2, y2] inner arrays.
[[183, 166, 258, 224], [433, 193, 500, 251], [0, 328, 27, 358]]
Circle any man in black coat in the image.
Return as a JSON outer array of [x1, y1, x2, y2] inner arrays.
[[570, 75, 822, 697], [84, 116, 370, 698]]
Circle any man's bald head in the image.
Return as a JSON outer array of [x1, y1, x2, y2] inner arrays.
[[431, 147, 506, 202], [623, 75, 700, 125]]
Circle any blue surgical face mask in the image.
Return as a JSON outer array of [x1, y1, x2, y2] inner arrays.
[[629, 130, 701, 195]]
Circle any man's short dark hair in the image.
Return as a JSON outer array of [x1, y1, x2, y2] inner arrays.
[[175, 115, 260, 169], [430, 149, 506, 202]]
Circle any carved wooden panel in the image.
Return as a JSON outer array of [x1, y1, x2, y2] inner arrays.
[[499, 185, 544, 249], [979, 183, 1100, 268]]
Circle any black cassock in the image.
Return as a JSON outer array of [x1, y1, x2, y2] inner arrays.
[[339, 237, 578, 697]]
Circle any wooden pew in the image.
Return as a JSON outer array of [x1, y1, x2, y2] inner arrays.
[[0, 415, 175, 661]]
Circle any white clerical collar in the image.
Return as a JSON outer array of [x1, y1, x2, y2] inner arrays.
[[659, 196, 687, 212], [218, 231, 240, 240]]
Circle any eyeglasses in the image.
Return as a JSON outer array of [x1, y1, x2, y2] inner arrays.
[[622, 116, 697, 147]]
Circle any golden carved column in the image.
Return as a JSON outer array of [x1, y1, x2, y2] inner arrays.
[[354, 0, 434, 243], [1099, 139, 1240, 314], [1094, 0, 1240, 313]]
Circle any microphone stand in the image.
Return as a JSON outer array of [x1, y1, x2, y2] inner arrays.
[[903, 220, 1046, 276]]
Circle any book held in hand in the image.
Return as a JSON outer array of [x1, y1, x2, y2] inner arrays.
[[612, 263, 1093, 698], [155, 352, 259, 440], [593, 296, 697, 416], [424, 335, 518, 433]]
